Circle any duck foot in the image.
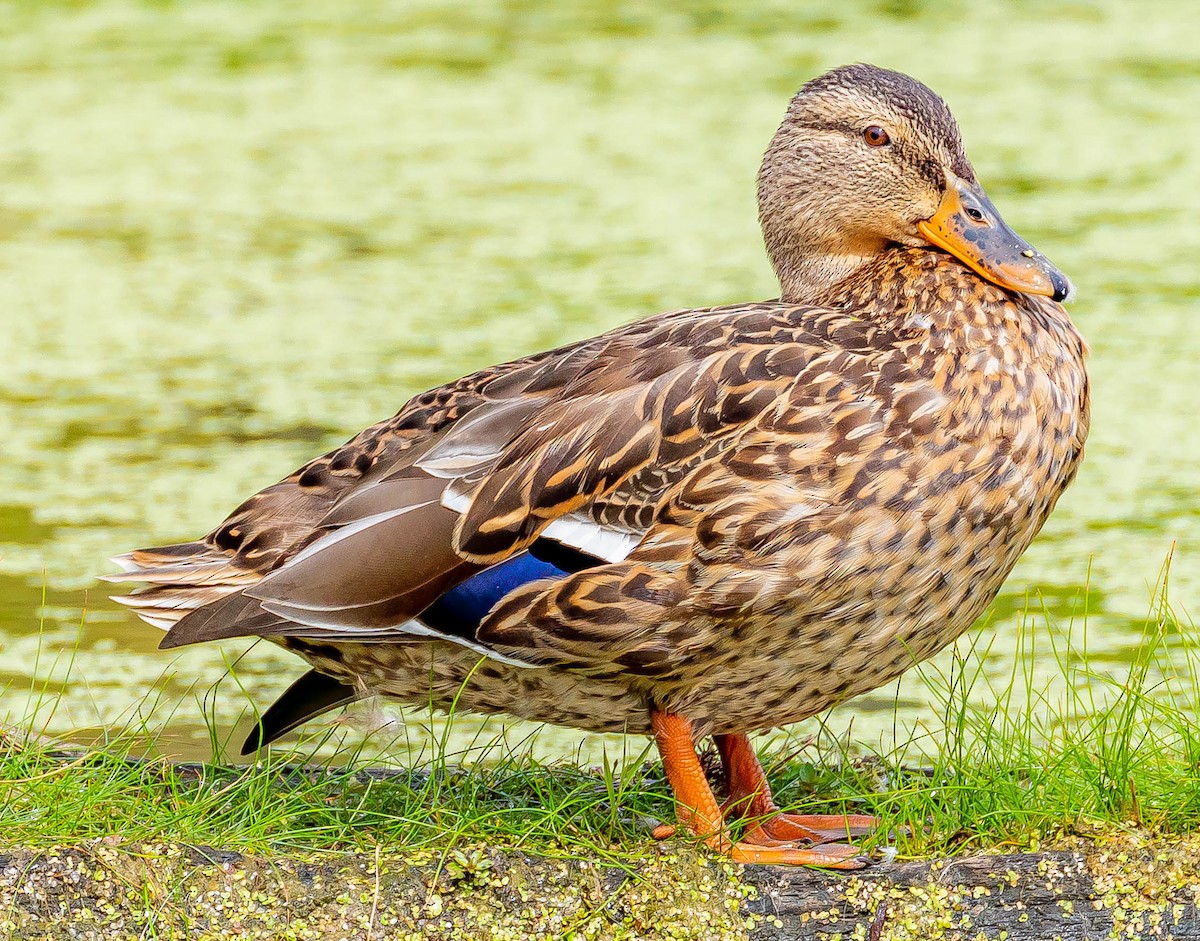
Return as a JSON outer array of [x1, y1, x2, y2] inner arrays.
[[715, 732, 880, 844], [651, 711, 872, 869], [732, 834, 869, 868], [747, 812, 879, 844]]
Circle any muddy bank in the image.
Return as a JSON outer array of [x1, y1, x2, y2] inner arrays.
[[4, 838, 1200, 940]]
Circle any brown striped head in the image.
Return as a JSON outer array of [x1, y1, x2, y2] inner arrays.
[[758, 64, 1071, 305]]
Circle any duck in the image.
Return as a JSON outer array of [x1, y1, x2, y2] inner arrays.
[[107, 63, 1089, 868]]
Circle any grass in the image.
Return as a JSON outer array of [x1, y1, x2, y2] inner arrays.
[[3, 555, 1200, 866]]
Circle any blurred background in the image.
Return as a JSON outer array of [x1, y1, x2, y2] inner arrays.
[[1, 0, 1197, 761]]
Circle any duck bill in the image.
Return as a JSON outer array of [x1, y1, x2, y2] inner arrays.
[[918, 175, 1073, 302]]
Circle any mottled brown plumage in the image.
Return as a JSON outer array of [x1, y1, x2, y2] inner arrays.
[[107, 64, 1088, 866]]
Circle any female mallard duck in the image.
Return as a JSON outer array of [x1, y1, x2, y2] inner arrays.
[[108, 64, 1088, 868]]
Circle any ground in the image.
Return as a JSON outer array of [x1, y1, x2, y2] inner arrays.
[[5, 834, 1200, 940]]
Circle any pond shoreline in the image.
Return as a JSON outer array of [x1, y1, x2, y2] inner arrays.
[[4, 838, 1199, 940], [4, 0, 1199, 756]]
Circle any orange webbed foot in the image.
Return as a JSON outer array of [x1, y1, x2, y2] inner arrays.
[[652, 712, 877, 870], [733, 832, 870, 869], [715, 732, 886, 849], [750, 812, 880, 845]]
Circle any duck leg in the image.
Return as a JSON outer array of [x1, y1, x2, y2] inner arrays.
[[714, 732, 878, 845], [651, 711, 867, 868]]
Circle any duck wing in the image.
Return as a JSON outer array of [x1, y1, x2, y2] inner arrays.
[[474, 324, 948, 675], [108, 301, 858, 663]]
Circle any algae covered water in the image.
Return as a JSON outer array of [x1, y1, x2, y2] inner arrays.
[[1, 0, 1198, 760]]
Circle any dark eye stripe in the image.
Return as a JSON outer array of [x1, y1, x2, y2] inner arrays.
[[796, 119, 859, 134], [917, 157, 944, 189]]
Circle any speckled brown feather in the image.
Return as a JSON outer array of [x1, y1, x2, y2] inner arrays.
[[113, 249, 1087, 739], [473, 251, 1088, 736], [108, 63, 1089, 749]]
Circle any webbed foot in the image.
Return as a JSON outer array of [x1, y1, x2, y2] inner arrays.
[[651, 712, 876, 869]]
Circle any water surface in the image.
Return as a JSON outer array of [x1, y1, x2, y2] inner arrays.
[[1, 0, 1198, 761]]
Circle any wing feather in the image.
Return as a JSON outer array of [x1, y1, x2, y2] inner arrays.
[[110, 301, 850, 665], [440, 337, 817, 563]]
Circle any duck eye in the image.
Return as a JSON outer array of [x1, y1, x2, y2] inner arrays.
[[862, 125, 890, 147]]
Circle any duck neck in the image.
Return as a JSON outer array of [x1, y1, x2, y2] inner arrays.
[[760, 212, 888, 304], [771, 247, 879, 304]]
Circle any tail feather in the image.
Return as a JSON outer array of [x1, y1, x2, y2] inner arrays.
[[101, 560, 257, 587], [105, 543, 259, 630], [157, 591, 284, 648], [241, 669, 359, 755], [105, 469, 565, 671]]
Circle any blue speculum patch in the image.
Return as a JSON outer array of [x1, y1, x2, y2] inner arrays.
[[420, 552, 567, 636]]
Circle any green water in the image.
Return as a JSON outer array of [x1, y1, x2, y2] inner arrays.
[[1, 0, 1198, 761]]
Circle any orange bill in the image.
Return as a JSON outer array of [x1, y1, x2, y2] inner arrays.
[[918, 174, 1073, 302]]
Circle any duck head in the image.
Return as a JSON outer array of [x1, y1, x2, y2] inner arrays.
[[758, 63, 1072, 304]]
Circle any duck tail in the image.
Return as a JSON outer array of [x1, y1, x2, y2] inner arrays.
[[102, 542, 256, 630]]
